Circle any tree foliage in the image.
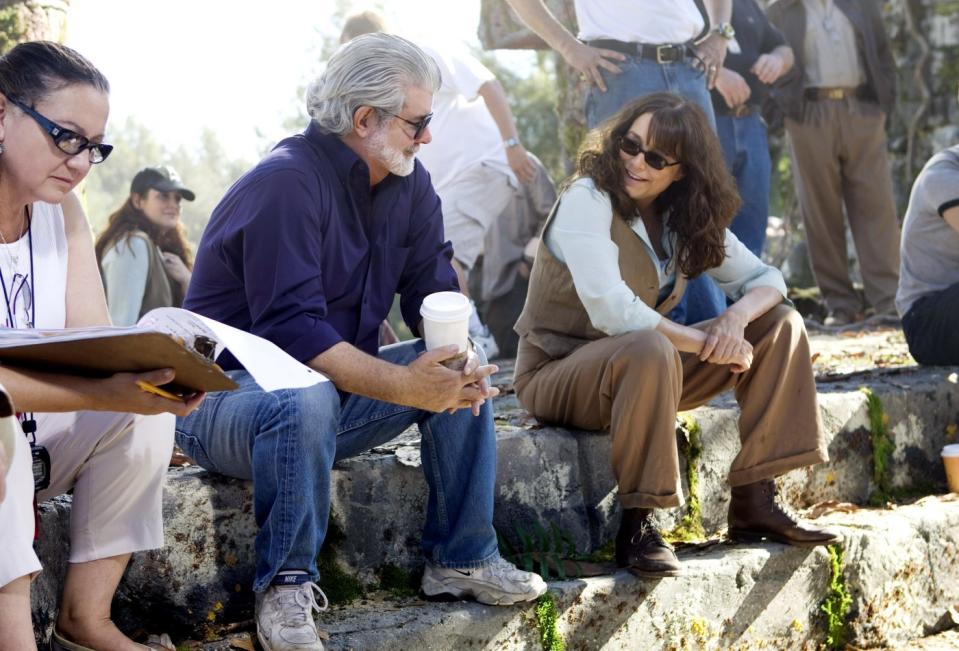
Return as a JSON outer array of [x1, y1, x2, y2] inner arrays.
[[82, 116, 251, 244]]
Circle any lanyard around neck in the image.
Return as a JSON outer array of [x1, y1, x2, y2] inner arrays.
[[0, 208, 36, 330]]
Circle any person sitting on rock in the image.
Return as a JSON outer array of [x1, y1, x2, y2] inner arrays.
[[513, 92, 841, 578], [95, 165, 196, 326], [176, 33, 547, 651], [0, 41, 202, 651], [896, 138, 959, 366]]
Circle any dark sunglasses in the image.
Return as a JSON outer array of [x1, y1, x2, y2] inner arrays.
[[7, 95, 113, 164], [386, 111, 433, 140], [618, 135, 680, 171]]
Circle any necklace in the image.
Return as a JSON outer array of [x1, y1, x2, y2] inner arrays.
[[0, 206, 28, 271]]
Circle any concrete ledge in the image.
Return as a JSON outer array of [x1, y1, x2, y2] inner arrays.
[[30, 364, 959, 635], [322, 497, 959, 650]]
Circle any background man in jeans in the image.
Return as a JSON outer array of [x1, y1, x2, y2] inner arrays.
[[505, 0, 733, 326], [711, 0, 794, 257], [176, 34, 546, 651]]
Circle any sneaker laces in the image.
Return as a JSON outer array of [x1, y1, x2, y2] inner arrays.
[[275, 582, 328, 628], [487, 556, 530, 581]]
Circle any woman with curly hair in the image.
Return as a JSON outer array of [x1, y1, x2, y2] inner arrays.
[[514, 92, 838, 578], [95, 166, 194, 325]]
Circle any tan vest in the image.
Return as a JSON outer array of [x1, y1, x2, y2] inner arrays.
[[514, 205, 687, 360]]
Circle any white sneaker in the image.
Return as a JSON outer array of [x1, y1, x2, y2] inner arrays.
[[256, 581, 329, 651], [421, 556, 548, 605]]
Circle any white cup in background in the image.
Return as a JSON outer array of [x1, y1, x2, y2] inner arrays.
[[942, 444, 959, 494], [420, 292, 471, 354]]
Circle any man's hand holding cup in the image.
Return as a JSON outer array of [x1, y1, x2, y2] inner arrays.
[[419, 292, 499, 415]]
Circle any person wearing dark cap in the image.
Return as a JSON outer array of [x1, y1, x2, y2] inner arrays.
[[95, 165, 196, 325]]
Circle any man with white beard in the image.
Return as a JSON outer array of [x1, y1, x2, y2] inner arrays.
[[177, 33, 546, 651]]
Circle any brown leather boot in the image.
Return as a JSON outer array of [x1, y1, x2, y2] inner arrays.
[[728, 480, 843, 548], [615, 508, 683, 577]]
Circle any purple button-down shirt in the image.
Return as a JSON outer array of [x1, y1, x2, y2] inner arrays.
[[185, 123, 459, 371]]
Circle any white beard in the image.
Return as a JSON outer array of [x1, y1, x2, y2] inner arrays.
[[370, 126, 416, 177]]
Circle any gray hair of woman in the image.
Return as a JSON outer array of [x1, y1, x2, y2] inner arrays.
[[306, 33, 440, 136]]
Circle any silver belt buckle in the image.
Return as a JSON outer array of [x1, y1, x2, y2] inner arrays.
[[656, 45, 677, 64]]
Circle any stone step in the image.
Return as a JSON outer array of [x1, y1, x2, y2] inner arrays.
[[307, 497, 959, 650], [319, 497, 959, 649], [28, 328, 958, 637]]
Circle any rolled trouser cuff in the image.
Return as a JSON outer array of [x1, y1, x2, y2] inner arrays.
[[727, 447, 829, 488], [618, 489, 684, 510]]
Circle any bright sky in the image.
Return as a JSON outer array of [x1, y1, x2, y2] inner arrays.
[[65, 0, 522, 160]]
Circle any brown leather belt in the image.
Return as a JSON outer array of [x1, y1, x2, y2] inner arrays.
[[588, 39, 689, 64], [804, 87, 862, 101]]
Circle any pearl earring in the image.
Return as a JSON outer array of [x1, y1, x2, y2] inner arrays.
[[0, 142, 4, 155]]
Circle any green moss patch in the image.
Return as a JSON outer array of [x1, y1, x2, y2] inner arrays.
[[860, 387, 894, 505], [820, 544, 853, 649], [534, 592, 565, 651], [665, 414, 706, 543], [316, 511, 365, 604]]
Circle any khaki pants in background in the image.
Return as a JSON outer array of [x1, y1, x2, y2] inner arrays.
[[514, 305, 828, 510], [785, 98, 901, 318]]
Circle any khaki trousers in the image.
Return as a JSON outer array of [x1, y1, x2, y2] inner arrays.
[[514, 305, 827, 509], [785, 99, 901, 317], [0, 409, 174, 588]]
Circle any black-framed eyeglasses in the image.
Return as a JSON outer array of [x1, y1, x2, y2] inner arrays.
[[618, 135, 681, 171], [385, 111, 433, 140], [7, 95, 113, 164]]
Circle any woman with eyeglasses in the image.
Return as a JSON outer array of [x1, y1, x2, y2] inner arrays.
[[0, 41, 202, 651], [95, 166, 195, 326], [513, 92, 838, 578]]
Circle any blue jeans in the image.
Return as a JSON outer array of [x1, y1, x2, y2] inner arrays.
[[588, 55, 725, 324], [585, 56, 716, 129], [716, 113, 771, 257], [175, 340, 499, 592]]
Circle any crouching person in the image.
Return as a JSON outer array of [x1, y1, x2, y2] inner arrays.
[[176, 33, 546, 651], [897, 141, 959, 365], [513, 93, 841, 579]]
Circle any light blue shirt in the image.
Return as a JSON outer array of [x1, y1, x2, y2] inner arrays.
[[544, 177, 787, 334]]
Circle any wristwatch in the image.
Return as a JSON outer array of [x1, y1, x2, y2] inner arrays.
[[503, 137, 521, 149], [713, 22, 736, 40]]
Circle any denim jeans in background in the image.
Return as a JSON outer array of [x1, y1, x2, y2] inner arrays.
[[716, 112, 772, 257], [175, 339, 499, 592], [585, 56, 717, 129]]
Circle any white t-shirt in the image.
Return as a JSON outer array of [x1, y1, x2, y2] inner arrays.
[[574, 0, 707, 44], [544, 178, 786, 334], [414, 45, 513, 193], [896, 146, 959, 316]]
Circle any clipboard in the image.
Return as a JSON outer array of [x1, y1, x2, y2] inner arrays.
[[0, 330, 238, 393]]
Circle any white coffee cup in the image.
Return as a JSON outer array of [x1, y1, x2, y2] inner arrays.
[[420, 291, 471, 354], [942, 444, 959, 494]]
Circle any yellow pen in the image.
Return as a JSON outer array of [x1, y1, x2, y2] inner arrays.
[[136, 380, 185, 402]]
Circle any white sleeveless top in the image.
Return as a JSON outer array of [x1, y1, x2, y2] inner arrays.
[[0, 201, 68, 330]]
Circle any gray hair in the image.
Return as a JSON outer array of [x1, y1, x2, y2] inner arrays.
[[307, 33, 441, 136]]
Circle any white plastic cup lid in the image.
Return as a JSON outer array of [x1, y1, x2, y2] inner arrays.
[[942, 444, 959, 458], [420, 291, 471, 323]]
